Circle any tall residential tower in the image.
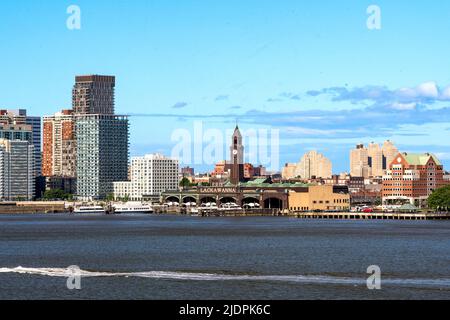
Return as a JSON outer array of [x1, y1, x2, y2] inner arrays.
[[72, 75, 115, 115], [73, 75, 129, 200]]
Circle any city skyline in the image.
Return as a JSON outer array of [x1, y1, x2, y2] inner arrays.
[[1, 1, 450, 173]]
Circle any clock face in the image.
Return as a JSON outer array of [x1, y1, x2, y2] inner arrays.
[[397, 157, 402, 163], [233, 150, 238, 155]]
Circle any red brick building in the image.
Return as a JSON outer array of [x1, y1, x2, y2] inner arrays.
[[42, 110, 76, 178], [382, 152, 448, 208]]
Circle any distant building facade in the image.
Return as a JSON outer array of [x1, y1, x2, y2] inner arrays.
[[42, 110, 76, 178], [45, 176, 76, 195], [72, 75, 129, 200], [76, 114, 129, 200], [350, 141, 399, 178], [114, 154, 179, 201], [72, 75, 115, 115], [382, 152, 448, 207], [282, 150, 332, 179], [244, 163, 255, 179], [181, 166, 195, 177], [0, 139, 34, 200], [0, 109, 41, 177], [289, 185, 350, 212]]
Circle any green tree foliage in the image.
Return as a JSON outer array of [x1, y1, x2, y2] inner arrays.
[[43, 189, 73, 200], [428, 185, 450, 210], [179, 177, 191, 188]]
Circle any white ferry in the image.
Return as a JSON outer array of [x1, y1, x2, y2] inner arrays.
[[220, 203, 242, 211], [113, 202, 153, 214], [74, 206, 106, 214]]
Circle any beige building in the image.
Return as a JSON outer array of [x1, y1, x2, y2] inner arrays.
[[282, 163, 297, 179], [350, 144, 371, 178], [382, 140, 399, 169], [368, 142, 384, 177], [282, 151, 332, 179], [350, 141, 399, 178], [289, 185, 350, 212]]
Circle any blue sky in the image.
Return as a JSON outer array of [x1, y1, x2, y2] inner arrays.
[[1, 0, 450, 173]]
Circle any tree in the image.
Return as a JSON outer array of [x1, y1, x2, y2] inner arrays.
[[180, 177, 191, 188], [43, 189, 73, 201], [428, 185, 450, 210]]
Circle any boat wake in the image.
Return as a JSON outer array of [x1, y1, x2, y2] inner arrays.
[[0, 267, 449, 288]]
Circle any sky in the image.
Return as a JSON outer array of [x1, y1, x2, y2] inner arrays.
[[1, 0, 450, 173]]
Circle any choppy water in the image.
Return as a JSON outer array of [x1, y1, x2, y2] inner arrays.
[[0, 214, 449, 299]]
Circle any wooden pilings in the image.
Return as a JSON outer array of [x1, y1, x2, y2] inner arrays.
[[294, 212, 450, 220]]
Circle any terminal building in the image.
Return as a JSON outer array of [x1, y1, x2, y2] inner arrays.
[[162, 180, 349, 212], [161, 126, 349, 212]]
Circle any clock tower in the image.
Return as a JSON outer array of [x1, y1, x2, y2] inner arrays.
[[230, 125, 244, 185]]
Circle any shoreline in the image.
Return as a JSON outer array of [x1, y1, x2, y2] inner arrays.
[[0, 209, 449, 221]]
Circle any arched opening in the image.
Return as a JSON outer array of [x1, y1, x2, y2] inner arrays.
[[165, 196, 180, 206], [242, 197, 260, 209], [220, 197, 240, 209], [220, 197, 237, 205], [182, 196, 197, 207], [264, 198, 283, 209], [200, 197, 217, 208]]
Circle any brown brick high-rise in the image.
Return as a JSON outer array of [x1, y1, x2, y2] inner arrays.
[[72, 75, 115, 115]]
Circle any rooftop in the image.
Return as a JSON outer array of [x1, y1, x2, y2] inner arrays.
[[402, 153, 442, 166]]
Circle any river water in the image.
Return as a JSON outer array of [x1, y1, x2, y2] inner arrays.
[[0, 214, 449, 299]]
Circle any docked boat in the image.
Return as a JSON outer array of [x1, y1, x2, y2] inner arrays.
[[74, 206, 106, 214], [113, 202, 153, 214]]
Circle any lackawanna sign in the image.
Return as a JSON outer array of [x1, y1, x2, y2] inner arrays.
[[198, 187, 239, 194]]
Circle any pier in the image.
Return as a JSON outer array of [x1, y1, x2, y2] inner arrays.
[[294, 212, 450, 220], [154, 205, 450, 220]]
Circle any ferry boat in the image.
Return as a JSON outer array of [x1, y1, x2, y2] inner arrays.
[[220, 203, 243, 211], [74, 206, 106, 214], [113, 202, 153, 214]]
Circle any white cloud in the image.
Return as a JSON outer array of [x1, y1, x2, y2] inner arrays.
[[390, 102, 416, 110], [396, 87, 417, 99], [416, 81, 439, 98], [440, 86, 450, 100], [435, 152, 450, 160]]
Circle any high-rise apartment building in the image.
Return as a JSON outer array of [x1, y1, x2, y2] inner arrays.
[[0, 109, 41, 177], [296, 150, 332, 179], [350, 144, 371, 178], [0, 139, 34, 200], [350, 141, 399, 178], [382, 152, 449, 207], [72, 74, 130, 200], [114, 154, 179, 201], [282, 151, 333, 180], [42, 110, 76, 178], [72, 75, 115, 115], [382, 140, 399, 169], [368, 142, 384, 177], [76, 114, 129, 200]]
